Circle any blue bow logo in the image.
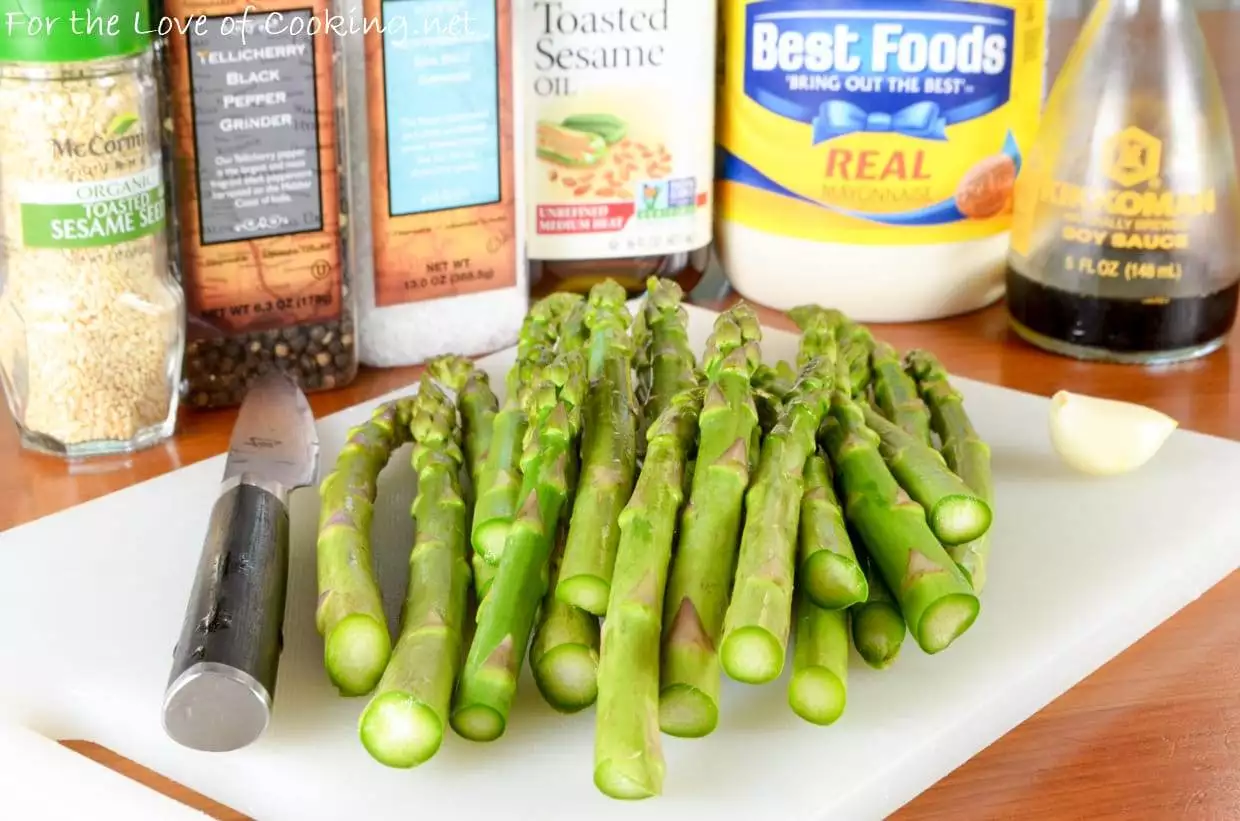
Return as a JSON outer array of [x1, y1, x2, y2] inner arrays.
[[811, 100, 948, 144]]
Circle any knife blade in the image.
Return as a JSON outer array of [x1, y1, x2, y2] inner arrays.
[[161, 371, 319, 753]]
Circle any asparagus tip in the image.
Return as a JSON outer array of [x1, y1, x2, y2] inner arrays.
[[532, 644, 600, 713], [721, 626, 785, 684], [657, 684, 718, 738], [915, 592, 980, 654], [358, 692, 443, 768], [324, 613, 391, 697], [788, 667, 847, 726]]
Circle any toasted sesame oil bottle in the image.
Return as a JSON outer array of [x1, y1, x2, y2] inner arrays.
[[1006, 0, 1240, 363]]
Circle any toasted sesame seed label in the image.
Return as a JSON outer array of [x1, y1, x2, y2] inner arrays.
[[19, 168, 167, 249]]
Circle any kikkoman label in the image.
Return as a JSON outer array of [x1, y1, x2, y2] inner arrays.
[[718, 0, 1046, 246], [1010, 125, 1216, 287], [19, 167, 166, 249], [526, 0, 716, 260]]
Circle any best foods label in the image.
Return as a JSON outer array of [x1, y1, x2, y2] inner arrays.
[[526, 0, 716, 260], [718, 0, 1045, 246]]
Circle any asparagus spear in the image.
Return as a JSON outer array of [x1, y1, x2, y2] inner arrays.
[[659, 304, 762, 738], [451, 349, 588, 741], [823, 392, 979, 655], [531, 528, 601, 712], [849, 543, 906, 669], [788, 591, 849, 726], [595, 387, 703, 800], [720, 354, 834, 684], [798, 452, 867, 609], [430, 355, 499, 602], [359, 374, 469, 768], [861, 405, 991, 545], [558, 281, 639, 615], [472, 293, 582, 564], [906, 350, 994, 592], [636, 277, 698, 437], [315, 398, 413, 696], [870, 340, 932, 444], [838, 320, 875, 397], [752, 360, 797, 401]]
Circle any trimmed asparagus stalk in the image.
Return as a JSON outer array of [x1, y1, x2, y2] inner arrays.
[[798, 452, 867, 609], [720, 354, 835, 685], [906, 350, 994, 592], [358, 375, 469, 768], [838, 321, 875, 397], [861, 405, 991, 545], [849, 543, 906, 669], [659, 304, 762, 738], [788, 591, 849, 726], [823, 391, 979, 655], [315, 399, 413, 696], [472, 293, 582, 564], [531, 458, 600, 712], [870, 340, 932, 444], [451, 350, 588, 741], [558, 281, 640, 615], [595, 387, 703, 800]]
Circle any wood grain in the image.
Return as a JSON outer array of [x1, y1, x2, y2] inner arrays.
[[8, 9, 1240, 821]]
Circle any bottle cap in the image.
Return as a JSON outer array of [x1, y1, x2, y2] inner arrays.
[[0, 0, 153, 63]]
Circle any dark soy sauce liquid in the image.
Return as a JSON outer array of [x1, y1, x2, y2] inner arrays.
[[1006, 269, 1240, 355]]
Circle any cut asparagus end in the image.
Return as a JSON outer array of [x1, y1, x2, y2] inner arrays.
[[930, 496, 991, 545], [555, 575, 610, 616], [358, 692, 443, 768], [800, 552, 869, 611], [473, 520, 510, 565], [533, 644, 600, 713], [915, 593, 980, 654], [324, 614, 391, 697], [449, 704, 506, 742], [788, 667, 846, 726], [594, 758, 664, 801], [851, 604, 905, 670], [657, 684, 718, 738], [721, 626, 784, 684]]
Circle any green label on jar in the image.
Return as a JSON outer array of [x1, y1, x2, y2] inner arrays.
[[19, 167, 166, 249]]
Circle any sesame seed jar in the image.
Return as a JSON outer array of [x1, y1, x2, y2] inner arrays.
[[0, 0, 185, 458]]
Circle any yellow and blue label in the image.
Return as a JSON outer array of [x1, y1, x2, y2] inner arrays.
[[718, 0, 1045, 245]]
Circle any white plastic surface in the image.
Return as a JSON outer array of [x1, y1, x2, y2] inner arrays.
[[2, 304, 1240, 821], [0, 720, 208, 820]]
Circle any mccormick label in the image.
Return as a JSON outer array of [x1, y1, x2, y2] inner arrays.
[[365, 0, 517, 306], [526, 0, 716, 260], [167, 0, 345, 334], [718, 0, 1046, 245]]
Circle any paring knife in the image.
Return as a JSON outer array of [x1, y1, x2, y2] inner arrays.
[[161, 371, 319, 753]]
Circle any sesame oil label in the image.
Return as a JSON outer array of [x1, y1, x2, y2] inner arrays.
[[527, 0, 716, 260]]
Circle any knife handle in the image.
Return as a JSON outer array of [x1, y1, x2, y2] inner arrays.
[[162, 480, 290, 752]]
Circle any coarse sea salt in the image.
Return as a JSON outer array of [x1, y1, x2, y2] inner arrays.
[[335, 5, 528, 368]]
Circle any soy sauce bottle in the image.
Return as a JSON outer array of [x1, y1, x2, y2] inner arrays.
[[1006, 0, 1240, 364]]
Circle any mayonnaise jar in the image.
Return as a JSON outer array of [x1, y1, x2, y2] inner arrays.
[[716, 0, 1047, 321]]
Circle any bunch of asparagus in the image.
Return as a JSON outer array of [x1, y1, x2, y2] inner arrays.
[[312, 277, 995, 797]]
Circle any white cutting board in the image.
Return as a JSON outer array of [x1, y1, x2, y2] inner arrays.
[[3, 303, 1240, 821]]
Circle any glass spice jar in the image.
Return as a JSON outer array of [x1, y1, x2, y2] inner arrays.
[[165, 0, 357, 407], [0, 0, 185, 458]]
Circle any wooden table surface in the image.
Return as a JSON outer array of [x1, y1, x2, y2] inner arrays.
[[8, 8, 1240, 821]]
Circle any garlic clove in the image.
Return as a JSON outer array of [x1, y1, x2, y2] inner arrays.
[[1048, 390, 1178, 476]]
